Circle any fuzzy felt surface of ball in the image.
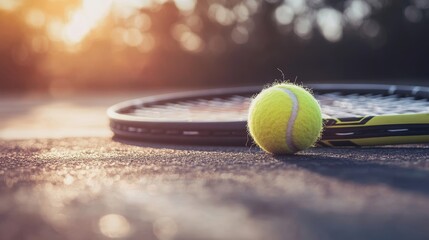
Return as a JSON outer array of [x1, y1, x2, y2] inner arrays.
[[248, 83, 323, 154]]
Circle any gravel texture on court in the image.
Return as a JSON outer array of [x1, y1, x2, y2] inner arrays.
[[1, 93, 429, 240], [1, 139, 429, 240]]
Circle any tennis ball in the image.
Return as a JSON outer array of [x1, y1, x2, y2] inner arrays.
[[248, 83, 323, 154]]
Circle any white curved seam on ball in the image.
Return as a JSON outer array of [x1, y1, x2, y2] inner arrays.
[[281, 89, 299, 153]]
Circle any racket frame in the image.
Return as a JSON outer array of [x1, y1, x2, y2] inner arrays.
[[108, 84, 429, 146]]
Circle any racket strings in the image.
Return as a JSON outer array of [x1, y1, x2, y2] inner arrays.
[[123, 92, 429, 121], [128, 95, 250, 122], [319, 92, 429, 117]]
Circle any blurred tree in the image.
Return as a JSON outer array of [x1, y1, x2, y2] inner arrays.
[[0, 0, 428, 91], [0, 11, 44, 90]]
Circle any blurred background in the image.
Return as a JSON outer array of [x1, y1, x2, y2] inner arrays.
[[0, 0, 428, 93]]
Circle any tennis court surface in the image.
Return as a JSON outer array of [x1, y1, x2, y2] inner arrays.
[[1, 93, 429, 240]]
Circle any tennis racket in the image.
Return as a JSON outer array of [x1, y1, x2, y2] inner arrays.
[[107, 84, 429, 147]]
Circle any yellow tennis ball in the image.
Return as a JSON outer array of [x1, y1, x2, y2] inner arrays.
[[248, 83, 323, 154]]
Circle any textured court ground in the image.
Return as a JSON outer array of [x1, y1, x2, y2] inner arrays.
[[1, 93, 429, 240]]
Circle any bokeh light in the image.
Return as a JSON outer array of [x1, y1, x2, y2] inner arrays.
[[317, 8, 343, 42], [0, 0, 428, 91], [99, 214, 132, 238]]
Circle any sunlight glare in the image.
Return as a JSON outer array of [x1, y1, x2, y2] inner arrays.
[[174, 0, 196, 13], [112, 0, 153, 18], [62, 0, 113, 45], [0, 0, 21, 11]]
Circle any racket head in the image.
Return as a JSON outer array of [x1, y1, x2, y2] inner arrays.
[[108, 84, 429, 146], [108, 86, 255, 145]]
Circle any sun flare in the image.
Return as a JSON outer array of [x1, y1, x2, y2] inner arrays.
[[62, 0, 113, 45]]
